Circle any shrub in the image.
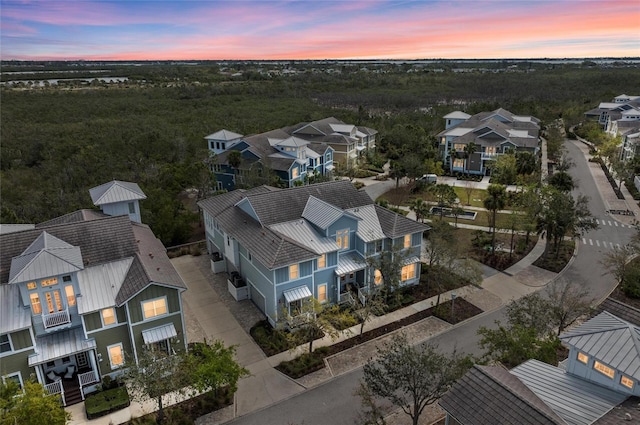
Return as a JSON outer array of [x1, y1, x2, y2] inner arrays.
[[622, 265, 640, 298], [250, 320, 294, 356], [85, 386, 130, 420], [276, 347, 330, 378]]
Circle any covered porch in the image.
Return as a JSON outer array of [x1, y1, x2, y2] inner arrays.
[[29, 327, 100, 406], [282, 285, 314, 328], [335, 252, 368, 306]]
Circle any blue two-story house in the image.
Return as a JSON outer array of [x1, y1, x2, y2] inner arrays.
[[198, 180, 428, 326], [206, 127, 335, 191]]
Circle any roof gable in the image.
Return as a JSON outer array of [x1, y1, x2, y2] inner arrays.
[[204, 129, 243, 141], [302, 196, 350, 229], [9, 232, 83, 283], [89, 180, 147, 206], [560, 311, 640, 380]]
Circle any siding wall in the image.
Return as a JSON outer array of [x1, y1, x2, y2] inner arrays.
[[128, 286, 181, 324]]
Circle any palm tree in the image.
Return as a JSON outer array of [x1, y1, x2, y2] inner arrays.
[[463, 142, 477, 174], [483, 184, 507, 254], [409, 198, 430, 223]]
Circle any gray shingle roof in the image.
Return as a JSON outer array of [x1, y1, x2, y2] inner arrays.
[[439, 364, 565, 425], [1, 215, 138, 284], [198, 181, 424, 270], [594, 298, 640, 326], [374, 204, 430, 238], [560, 311, 640, 380]]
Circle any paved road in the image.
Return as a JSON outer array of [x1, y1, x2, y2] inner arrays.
[[228, 139, 629, 425], [562, 139, 633, 301]]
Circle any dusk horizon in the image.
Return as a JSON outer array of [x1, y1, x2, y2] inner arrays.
[[2, 0, 639, 62]]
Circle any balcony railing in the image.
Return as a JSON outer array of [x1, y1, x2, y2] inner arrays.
[[78, 370, 99, 400], [43, 309, 71, 329], [44, 380, 66, 406]]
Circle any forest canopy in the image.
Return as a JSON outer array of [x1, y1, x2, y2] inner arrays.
[[1, 60, 637, 245]]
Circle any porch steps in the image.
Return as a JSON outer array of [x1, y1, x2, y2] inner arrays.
[[63, 380, 83, 406]]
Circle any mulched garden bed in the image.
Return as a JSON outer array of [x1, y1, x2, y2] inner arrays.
[[276, 298, 482, 378]]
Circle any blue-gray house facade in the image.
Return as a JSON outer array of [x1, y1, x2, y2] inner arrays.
[[437, 108, 540, 176], [198, 180, 428, 326], [205, 117, 376, 191]]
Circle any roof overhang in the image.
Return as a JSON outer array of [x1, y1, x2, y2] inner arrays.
[[283, 286, 312, 303], [142, 323, 178, 344], [28, 328, 96, 366]]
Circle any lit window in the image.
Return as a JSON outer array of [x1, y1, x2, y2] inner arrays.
[[577, 352, 588, 364], [485, 146, 496, 155], [30, 293, 42, 314], [26, 282, 37, 290], [107, 344, 124, 368], [318, 254, 326, 269], [374, 269, 382, 286], [65, 285, 76, 307], [593, 361, 615, 379], [454, 143, 466, 151], [404, 235, 411, 248], [292, 167, 299, 179], [336, 229, 349, 250], [45, 291, 63, 313], [101, 308, 116, 326], [453, 158, 464, 168], [0, 334, 11, 353], [317, 284, 327, 303], [401, 264, 417, 281], [621, 375, 634, 389], [289, 264, 299, 280], [41, 278, 58, 287], [142, 298, 168, 320]]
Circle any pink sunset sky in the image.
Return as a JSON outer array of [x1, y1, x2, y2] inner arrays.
[[1, 0, 639, 61]]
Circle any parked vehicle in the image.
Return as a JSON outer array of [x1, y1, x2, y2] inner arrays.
[[418, 174, 437, 184]]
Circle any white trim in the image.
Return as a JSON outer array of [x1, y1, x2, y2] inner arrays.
[[317, 283, 328, 304], [100, 307, 117, 327], [0, 333, 13, 355], [106, 343, 124, 369], [125, 303, 138, 365], [2, 371, 23, 390], [141, 296, 168, 321]]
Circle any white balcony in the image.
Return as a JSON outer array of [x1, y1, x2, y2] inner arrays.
[[43, 308, 71, 329]]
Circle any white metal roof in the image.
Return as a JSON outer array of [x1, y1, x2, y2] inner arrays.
[[204, 129, 243, 141], [270, 220, 338, 254], [89, 180, 147, 206], [28, 328, 96, 366], [283, 285, 312, 303], [9, 232, 83, 283], [560, 311, 640, 380], [302, 196, 346, 229], [329, 123, 355, 134], [142, 323, 177, 344], [335, 251, 366, 276], [347, 205, 385, 242], [512, 359, 627, 425], [76, 258, 133, 314], [443, 111, 471, 120], [445, 127, 474, 137], [277, 136, 309, 148], [0, 284, 31, 334]]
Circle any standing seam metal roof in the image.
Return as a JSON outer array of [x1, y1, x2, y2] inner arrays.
[[89, 180, 147, 205]]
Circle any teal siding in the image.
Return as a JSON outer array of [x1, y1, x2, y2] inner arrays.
[[314, 268, 338, 303]]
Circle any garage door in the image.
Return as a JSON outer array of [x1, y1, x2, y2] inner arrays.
[[249, 281, 266, 315]]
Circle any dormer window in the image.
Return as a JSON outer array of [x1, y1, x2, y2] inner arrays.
[[41, 278, 58, 287], [26, 282, 36, 290], [621, 375, 634, 389], [593, 361, 614, 379], [577, 352, 588, 364]]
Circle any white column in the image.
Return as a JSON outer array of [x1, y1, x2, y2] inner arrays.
[[89, 350, 99, 380]]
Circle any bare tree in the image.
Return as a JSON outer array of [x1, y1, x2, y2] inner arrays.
[[359, 334, 472, 425]]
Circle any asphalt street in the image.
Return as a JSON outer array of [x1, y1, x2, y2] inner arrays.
[[226, 138, 631, 425]]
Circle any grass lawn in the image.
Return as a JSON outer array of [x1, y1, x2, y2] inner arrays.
[[427, 210, 528, 231], [453, 186, 487, 208]]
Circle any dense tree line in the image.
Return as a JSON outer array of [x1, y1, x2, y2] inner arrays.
[[1, 62, 636, 244]]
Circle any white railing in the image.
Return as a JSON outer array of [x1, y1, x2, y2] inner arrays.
[[339, 291, 355, 306], [481, 153, 499, 159], [78, 370, 99, 400], [43, 309, 70, 329], [44, 380, 66, 405], [287, 312, 313, 328], [358, 286, 370, 306]]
